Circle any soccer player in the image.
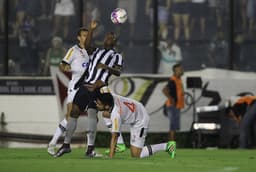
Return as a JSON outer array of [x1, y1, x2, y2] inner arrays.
[[85, 32, 126, 156], [95, 89, 176, 159], [55, 32, 125, 157], [47, 21, 97, 155]]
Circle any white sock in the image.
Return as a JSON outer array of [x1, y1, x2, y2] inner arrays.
[[104, 117, 124, 144], [49, 118, 68, 145], [117, 133, 124, 144], [64, 117, 77, 144], [140, 143, 167, 158], [87, 108, 97, 146]]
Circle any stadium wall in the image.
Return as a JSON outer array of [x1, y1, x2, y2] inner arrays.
[[0, 68, 256, 136]]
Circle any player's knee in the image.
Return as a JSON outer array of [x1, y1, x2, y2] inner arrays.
[[70, 104, 80, 118]]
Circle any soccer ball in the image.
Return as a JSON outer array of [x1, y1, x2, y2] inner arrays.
[[111, 8, 128, 24]]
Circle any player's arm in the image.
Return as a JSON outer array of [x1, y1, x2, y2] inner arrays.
[[162, 80, 176, 105], [59, 61, 71, 72], [84, 21, 97, 51], [96, 63, 122, 76], [109, 132, 118, 158]]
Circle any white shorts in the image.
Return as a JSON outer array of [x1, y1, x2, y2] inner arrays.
[[54, 0, 75, 16], [66, 87, 78, 103], [130, 106, 150, 148]]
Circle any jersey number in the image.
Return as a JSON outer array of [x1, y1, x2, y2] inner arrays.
[[123, 102, 136, 112]]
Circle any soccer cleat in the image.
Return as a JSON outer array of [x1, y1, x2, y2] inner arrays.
[[105, 143, 126, 154], [166, 141, 176, 159], [47, 144, 56, 156], [85, 150, 103, 158], [54, 144, 71, 157]]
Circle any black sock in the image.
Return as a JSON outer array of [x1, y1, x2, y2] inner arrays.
[[86, 145, 94, 154]]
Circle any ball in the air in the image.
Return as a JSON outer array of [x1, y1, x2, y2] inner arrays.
[[111, 8, 128, 24]]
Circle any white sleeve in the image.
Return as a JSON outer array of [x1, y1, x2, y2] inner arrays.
[[62, 47, 75, 64], [110, 107, 121, 133]]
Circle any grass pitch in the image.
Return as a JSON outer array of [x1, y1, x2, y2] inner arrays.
[[0, 148, 256, 172]]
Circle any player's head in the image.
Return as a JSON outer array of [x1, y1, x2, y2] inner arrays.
[[172, 63, 184, 77], [77, 27, 88, 45], [103, 32, 117, 48], [95, 93, 114, 111]]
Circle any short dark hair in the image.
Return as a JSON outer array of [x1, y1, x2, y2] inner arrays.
[[77, 27, 88, 36], [172, 63, 182, 72], [97, 93, 114, 106]]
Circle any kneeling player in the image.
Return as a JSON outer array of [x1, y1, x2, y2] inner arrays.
[[95, 90, 176, 158]]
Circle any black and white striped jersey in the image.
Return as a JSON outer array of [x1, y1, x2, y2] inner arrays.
[[85, 48, 123, 84]]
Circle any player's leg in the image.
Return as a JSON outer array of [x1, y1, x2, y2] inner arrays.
[[131, 107, 175, 159], [54, 103, 80, 157], [130, 127, 175, 159], [47, 88, 77, 155], [86, 107, 98, 156], [47, 104, 70, 155], [103, 117, 126, 154], [55, 87, 90, 157], [239, 103, 256, 148], [167, 106, 179, 141]]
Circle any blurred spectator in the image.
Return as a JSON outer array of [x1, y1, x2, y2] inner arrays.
[[207, 31, 228, 68], [171, 0, 190, 43], [158, 38, 182, 74], [233, 32, 246, 70], [208, 0, 229, 32], [82, 0, 100, 27], [38, 0, 54, 20], [43, 36, 66, 75], [117, 0, 138, 45], [14, 0, 40, 37], [18, 12, 40, 74], [53, 0, 75, 40], [82, 0, 104, 46], [0, 0, 4, 35], [190, 0, 208, 39], [146, 0, 170, 40], [246, 0, 256, 36], [234, 0, 247, 33]]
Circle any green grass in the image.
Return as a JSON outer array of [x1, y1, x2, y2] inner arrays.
[[0, 148, 256, 172]]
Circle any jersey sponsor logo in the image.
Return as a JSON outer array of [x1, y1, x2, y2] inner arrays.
[[82, 62, 88, 68], [123, 101, 136, 112]]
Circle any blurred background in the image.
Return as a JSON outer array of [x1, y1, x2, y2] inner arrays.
[[0, 0, 256, 76]]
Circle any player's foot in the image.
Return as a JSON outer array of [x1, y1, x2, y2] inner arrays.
[[47, 144, 56, 156], [85, 150, 103, 158], [54, 144, 71, 157], [105, 143, 126, 154], [166, 141, 176, 159]]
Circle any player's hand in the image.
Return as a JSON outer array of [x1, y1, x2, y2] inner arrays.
[[90, 20, 98, 30], [96, 63, 106, 69], [64, 65, 71, 72]]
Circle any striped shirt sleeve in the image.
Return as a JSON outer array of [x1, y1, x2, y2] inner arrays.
[[114, 53, 123, 68]]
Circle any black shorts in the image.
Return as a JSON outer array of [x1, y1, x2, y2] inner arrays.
[[73, 85, 104, 111], [172, 2, 190, 15], [73, 86, 91, 112]]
